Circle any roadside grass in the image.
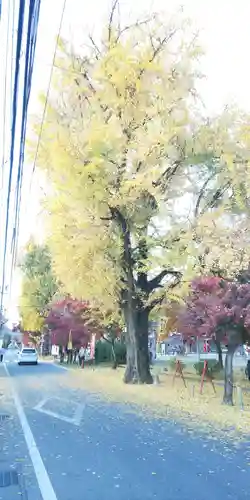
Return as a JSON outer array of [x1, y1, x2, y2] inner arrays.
[[157, 360, 248, 385], [40, 355, 54, 362], [66, 363, 250, 439]]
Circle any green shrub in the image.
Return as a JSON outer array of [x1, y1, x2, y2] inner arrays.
[[95, 340, 126, 364], [193, 360, 222, 378], [95, 340, 110, 363], [168, 358, 186, 372], [114, 341, 126, 364]]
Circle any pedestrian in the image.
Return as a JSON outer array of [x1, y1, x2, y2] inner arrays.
[[79, 346, 86, 368], [73, 348, 78, 364], [0, 348, 3, 362], [245, 345, 250, 380], [67, 348, 73, 364]]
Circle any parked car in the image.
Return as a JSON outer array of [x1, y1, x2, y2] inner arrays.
[[18, 347, 38, 365]]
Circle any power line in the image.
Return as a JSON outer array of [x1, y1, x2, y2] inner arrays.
[[29, 0, 67, 190], [10, 0, 42, 280], [1, 0, 42, 313], [0, 0, 11, 191], [7, 0, 67, 320], [1, 0, 67, 319], [0, 0, 26, 312]]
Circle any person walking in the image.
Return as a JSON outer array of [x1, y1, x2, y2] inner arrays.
[[79, 346, 86, 368], [245, 345, 250, 380], [0, 347, 5, 362]]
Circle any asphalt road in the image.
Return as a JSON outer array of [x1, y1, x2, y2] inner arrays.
[[0, 361, 250, 500]]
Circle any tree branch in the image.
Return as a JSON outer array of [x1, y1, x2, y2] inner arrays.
[[153, 140, 186, 190], [101, 333, 112, 344], [115, 17, 153, 43], [148, 270, 182, 292], [146, 274, 183, 311], [194, 171, 217, 218], [146, 292, 165, 312], [88, 35, 101, 59], [149, 29, 178, 63], [200, 181, 231, 216], [108, 0, 119, 42]]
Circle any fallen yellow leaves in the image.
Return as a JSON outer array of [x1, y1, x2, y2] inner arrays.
[[67, 366, 250, 439]]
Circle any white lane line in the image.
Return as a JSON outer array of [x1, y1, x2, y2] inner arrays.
[[4, 363, 58, 500], [74, 403, 85, 425], [34, 406, 80, 425], [34, 397, 84, 426]]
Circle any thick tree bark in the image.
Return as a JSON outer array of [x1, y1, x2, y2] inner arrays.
[[214, 339, 223, 368], [123, 340, 136, 382], [223, 344, 238, 405], [111, 341, 118, 369], [134, 308, 153, 384], [123, 303, 137, 383], [123, 305, 153, 384], [111, 208, 152, 384]]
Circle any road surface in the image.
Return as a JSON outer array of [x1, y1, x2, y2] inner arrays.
[[0, 361, 250, 500]]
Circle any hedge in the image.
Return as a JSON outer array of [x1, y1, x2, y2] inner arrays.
[[193, 360, 222, 378], [95, 339, 126, 364]]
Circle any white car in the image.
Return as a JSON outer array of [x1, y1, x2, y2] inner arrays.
[[18, 347, 38, 365]]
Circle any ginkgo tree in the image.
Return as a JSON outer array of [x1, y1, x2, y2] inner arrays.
[[30, 1, 250, 383], [19, 241, 58, 335]]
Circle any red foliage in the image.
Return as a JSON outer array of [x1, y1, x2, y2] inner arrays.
[[180, 276, 250, 344], [22, 331, 40, 346], [22, 332, 30, 346], [46, 298, 102, 348]]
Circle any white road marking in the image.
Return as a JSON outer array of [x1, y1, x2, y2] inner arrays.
[[4, 363, 58, 500], [34, 397, 84, 425], [74, 402, 85, 425]]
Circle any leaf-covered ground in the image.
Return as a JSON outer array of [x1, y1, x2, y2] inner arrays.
[[65, 365, 250, 441], [3, 361, 250, 500]]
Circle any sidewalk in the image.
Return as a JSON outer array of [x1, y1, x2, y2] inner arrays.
[[0, 365, 24, 498], [0, 364, 41, 499]]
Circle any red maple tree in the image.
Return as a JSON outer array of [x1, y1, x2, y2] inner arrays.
[[46, 298, 93, 348], [180, 276, 250, 405]]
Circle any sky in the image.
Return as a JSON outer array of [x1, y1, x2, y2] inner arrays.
[[2, 0, 250, 321], [20, 0, 250, 245]]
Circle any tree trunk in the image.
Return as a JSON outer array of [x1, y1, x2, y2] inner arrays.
[[214, 339, 223, 368], [123, 306, 153, 384], [135, 308, 153, 383], [111, 341, 118, 369], [123, 302, 137, 383], [112, 208, 152, 384], [223, 344, 238, 405], [123, 338, 135, 382]]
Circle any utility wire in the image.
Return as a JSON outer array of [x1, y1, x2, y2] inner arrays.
[[11, 0, 42, 268], [0, 0, 26, 313], [29, 0, 67, 190], [0, 0, 10, 191], [8, 0, 66, 320], [8, 0, 42, 306], [1, 0, 42, 313]]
